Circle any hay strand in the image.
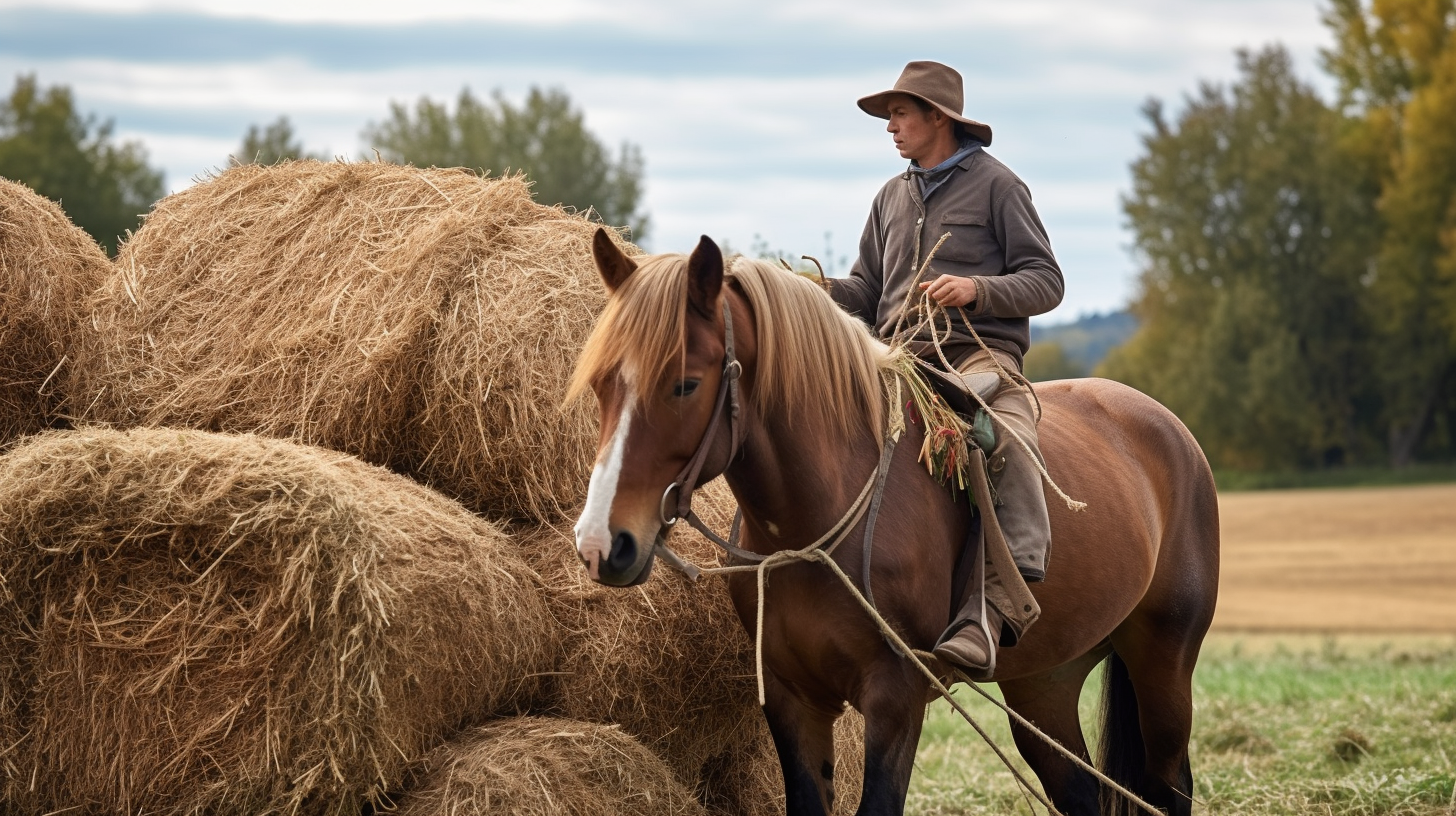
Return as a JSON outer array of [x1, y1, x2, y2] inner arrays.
[[0, 427, 560, 814]]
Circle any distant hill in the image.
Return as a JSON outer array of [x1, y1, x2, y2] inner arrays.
[[1029, 310, 1137, 375]]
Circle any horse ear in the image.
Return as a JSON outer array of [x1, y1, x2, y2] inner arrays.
[[592, 227, 638, 293], [686, 235, 723, 318]]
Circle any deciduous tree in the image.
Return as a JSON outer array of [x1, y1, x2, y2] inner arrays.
[[363, 87, 648, 240], [235, 116, 322, 165], [1324, 0, 1456, 465], [0, 74, 163, 254], [1102, 47, 1380, 469]]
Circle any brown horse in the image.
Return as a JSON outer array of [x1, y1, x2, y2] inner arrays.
[[567, 230, 1219, 816]]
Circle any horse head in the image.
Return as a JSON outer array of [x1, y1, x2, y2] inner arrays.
[[568, 228, 746, 586]]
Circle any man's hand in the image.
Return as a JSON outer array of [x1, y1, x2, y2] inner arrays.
[[918, 274, 978, 308]]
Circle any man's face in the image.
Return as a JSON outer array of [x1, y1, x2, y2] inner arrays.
[[885, 94, 945, 164]]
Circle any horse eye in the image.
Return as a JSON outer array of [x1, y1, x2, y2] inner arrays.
[[673, 379, 700, 397]]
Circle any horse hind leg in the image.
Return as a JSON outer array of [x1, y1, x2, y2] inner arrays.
[[999, 649, 1107, 816], [1100, 642, 1199, 816]]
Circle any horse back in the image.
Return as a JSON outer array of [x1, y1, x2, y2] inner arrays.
[[997, 378, 1219, 672]]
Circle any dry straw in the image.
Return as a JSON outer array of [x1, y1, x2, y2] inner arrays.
[[0, 427, 560, 815], [70, 160, 626, 524], [518, 480, 865, 815], [394, 717, 707, 816], [0, 178, 110, 447]]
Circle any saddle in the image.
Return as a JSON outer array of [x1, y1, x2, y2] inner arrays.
[[915, 358, 1002, 420]]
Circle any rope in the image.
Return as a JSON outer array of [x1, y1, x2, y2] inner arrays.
[[919, 303, 1085, 513], [893, 233, 1085, 512], [681, 529, 1163, 816], [913, 651, 1169, 815]]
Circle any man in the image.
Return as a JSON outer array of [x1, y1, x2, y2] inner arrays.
[[829, 60, 1063, 676]]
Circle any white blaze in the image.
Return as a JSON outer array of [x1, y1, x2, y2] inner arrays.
[[575, 400, 634, 564]]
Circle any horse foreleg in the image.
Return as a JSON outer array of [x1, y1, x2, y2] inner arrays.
[[762, 672, 842, 816], [853, 662, 929, 816]]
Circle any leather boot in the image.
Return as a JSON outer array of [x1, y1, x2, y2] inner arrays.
[[933, 620, 992, 672], [933, 604, 1001, 680]]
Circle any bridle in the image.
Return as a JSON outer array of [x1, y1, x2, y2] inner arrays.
[[650, 297, 897, 598], [651, 300, 756, 578]]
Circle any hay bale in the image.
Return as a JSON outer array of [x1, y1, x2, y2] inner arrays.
[[0, 178, 110, 446], [70, 160, 622, 523], [394, 717, 707, 816], [0, 427, 561, 815], [520, 480, 865, 815]]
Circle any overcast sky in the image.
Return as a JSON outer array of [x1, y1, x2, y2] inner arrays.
[[0, 0, 1335, 321]]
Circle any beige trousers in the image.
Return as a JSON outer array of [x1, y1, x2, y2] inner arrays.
[[954, 348, 1051, 582]]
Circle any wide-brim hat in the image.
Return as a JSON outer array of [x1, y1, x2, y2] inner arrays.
[[857, 60, 993, 146]]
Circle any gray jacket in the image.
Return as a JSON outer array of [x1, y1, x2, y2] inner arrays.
[[830, 150, 1064, 368]]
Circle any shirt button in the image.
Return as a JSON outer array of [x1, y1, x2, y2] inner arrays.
[[917, 218, 924, 225]]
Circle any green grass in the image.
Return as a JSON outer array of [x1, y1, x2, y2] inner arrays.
[[906, 634, 1456, 815], [1213, 463, 1456, 492]]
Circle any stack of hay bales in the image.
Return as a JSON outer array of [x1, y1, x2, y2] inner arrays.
[[0, 178, 110, 447], [69, 161, 608, 524], [394, 718, 706, 816], [43, 160, 867, 813], [0, 427, 557, 814]]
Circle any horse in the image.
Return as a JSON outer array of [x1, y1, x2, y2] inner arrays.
[[567, 229, 1219, 816]]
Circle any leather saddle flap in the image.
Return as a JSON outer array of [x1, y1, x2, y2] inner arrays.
[[914, 358, 1001, 418]]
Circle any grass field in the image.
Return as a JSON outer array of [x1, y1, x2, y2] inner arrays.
[[908, 634, 1456, 815], [905, 483, 1456, 815]]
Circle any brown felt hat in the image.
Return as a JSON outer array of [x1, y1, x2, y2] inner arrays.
[[857, 60, 993, 146]]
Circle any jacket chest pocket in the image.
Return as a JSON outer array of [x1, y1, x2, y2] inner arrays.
[[935, 216, 994, 266]]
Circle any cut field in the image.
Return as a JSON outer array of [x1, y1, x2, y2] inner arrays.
[[1214, 483, 1456, 632]]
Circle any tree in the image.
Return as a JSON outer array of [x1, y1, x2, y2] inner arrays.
[[235, 116, 322, 165], [363, 87, 648, 240], [1324, 0, 1456, 466], [0, 74, 164, 254], [1102, 47, 1381, 469]]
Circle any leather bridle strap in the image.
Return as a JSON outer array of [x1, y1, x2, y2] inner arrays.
[[658, 300, 744, 531], [652, 296, 895, 589]]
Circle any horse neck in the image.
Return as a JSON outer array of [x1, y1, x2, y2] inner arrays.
[[723, 400, 884, 553]]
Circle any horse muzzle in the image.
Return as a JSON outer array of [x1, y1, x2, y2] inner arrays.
[[584, 527, 657, 587]]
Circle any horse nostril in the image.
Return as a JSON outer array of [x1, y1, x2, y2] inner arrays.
[[606, 530, 638, 575]]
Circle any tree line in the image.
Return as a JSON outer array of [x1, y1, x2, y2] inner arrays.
[[0, 78, 648, 254], [1100, 0, 1456, 470]]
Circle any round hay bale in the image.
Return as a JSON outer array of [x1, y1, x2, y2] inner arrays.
[[70, 160, 624, 524], [394, 717, 706, 816], [0, 178, 110, 447], [0, 427, 561, 815], [520, 480, 865, 815]]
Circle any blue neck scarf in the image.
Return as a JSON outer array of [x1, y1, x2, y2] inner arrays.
[[909, 137, 984, 200]]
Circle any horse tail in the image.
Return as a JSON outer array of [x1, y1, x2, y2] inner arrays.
[[1097, 650, 1144, 816]]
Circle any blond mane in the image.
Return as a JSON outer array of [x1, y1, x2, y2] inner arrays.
[[568, 254, 894, 443]]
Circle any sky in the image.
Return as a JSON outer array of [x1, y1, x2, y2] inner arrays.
[[0, 0, 1335, 322]]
